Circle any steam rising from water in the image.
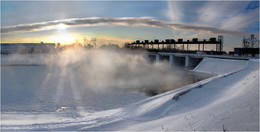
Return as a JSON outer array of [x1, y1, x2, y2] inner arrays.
[[60, 48, 194, 95], [2, 48, 193, 97]]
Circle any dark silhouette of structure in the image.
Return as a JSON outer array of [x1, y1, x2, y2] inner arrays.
[[126, 35, 224, 55], [230, 34, 260, 57]]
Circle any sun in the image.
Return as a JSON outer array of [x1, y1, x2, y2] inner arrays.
[[56, 23, 69, 30], [49, 33, 76, 44]]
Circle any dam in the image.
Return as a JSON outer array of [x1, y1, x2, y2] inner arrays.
[[148, 52, 254, 69], [126, 35, 258, 69]]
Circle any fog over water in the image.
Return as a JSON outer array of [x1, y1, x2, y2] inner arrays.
[[1, 48, 195, 112]]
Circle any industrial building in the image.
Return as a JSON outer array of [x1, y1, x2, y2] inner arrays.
[[127, 35, 224, 55], [230, 35, 259, 57], [0, 42, 56, 54]]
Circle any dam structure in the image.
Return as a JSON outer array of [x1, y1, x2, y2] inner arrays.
[[127, 35, 224, 54], [126, 35, 257, 69], [148, 52, 254, 70]]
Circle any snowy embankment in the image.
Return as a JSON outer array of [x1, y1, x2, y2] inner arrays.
[[81, 58, 259, 131], [1, 56, 259, 131]]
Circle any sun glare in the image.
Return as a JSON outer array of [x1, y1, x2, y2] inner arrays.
[[57, 23, 69, 30], [49, 33, 76, 44]]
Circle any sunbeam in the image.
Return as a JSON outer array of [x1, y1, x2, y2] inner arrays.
[[54, 70, 66, 105]]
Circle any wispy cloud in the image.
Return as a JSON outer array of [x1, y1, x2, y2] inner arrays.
[[220, 8, 259, 30], [198, 1, 259, 31], [166, 1, 183, 23], [165, 1, 258, 35], [198, 2, 242, 26], [1, 17, 245, 35]]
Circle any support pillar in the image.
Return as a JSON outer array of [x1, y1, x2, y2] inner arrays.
[[185, 55, 190, 68], [156, 54, 161, 62], [169, 54, 175, 69]]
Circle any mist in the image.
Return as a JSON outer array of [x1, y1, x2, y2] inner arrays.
[[2, 48, 194, 97]]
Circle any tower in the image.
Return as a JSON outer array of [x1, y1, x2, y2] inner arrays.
[[217, 35, 223, 52]]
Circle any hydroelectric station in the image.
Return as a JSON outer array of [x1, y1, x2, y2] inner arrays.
[[126, 35, 259, 69]]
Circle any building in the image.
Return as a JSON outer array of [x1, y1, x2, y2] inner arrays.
[[231, 34, 259, 57], [1, 42, 55, 54], [234, 48, 259, 57]]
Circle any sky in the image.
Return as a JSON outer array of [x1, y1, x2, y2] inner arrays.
[[1, 1, 259, 52]]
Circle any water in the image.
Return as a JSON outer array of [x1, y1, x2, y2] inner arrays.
[[1, 66, 199, 113], [1, 49, 200, 113], [1, 65, 147, 112]]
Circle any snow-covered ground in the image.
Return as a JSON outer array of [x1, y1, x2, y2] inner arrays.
[[1, 49, 259, 131]]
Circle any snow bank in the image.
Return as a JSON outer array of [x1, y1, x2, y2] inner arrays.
[[191, 57, 248, 75], [81, 59, 259, 131], [114, 59, 259, 131]]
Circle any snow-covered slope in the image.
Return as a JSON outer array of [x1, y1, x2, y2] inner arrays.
[[193, 57, 248, 74], [82, 58, 259, 131], [1, 57, 259, 131], [115, 59, 259, 131]]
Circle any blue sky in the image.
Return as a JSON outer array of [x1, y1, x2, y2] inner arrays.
[[1, 1, 168, 26], [1, 1, 259, 51]]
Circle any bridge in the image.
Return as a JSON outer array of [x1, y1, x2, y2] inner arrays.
[[148, 52, 255, 69]]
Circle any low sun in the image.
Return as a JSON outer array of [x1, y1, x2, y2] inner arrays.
[[46, 23, 77, 44], [49, 33, 76, 44], [56, 23, 69, 30], [47, 23, 76, 44]]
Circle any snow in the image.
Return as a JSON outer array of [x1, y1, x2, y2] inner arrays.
[[118, 59, 259, 131], [1, 53, 259, 131], [193, 57, 248, 74]]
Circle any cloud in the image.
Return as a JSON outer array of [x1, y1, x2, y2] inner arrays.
[[198, 1, 259, 31], [198, 2, 243, 26], [220, 9, 259, 30], [1, 17, 245, 35], [169, 23, 244, 35], [166, 1, 183, 23], [165, 1, 258, 34]]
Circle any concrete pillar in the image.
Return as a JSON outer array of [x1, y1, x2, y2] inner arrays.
[[185, 55, 190, 68], [156, 54, 161, 62], [169, 54, 174, 69]]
